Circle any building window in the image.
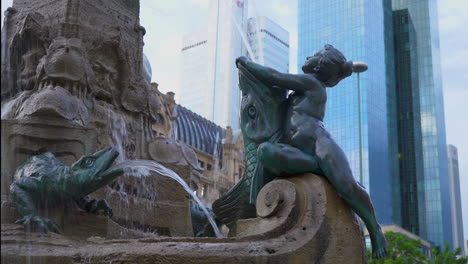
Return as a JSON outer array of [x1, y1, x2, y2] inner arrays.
[[201, 185, 207, 198], [207, 164, 212, 171], [198, 160, 205, 168], [181, 40, 208, 51], [260, 29, 289, 48]]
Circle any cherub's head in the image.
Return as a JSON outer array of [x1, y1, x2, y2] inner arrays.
[[302, 44, 353, 87]]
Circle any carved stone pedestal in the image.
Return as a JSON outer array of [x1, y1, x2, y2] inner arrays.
[[1, 119, 97, 201], [1, 173, 367, 264]]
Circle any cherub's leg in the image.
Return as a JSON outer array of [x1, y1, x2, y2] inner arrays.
[[314, 128, 387, 259], [10, 184, 60, 233], [257, 142, 321, 175]]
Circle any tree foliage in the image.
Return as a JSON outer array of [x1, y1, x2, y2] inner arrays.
[[367, 231, 468, 264]]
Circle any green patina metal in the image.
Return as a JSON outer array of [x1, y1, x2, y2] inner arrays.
[[210, 45, 387, 259], [210, 61, 287, 236], [10, 147, 124, 233]]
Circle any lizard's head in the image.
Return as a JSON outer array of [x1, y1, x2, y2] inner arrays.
[[71, 147, 123, 195]]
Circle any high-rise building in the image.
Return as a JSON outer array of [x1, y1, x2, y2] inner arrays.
[[391, 0, 452, 247], [208, 0, 248, 129], [447, 144, 465, 254], [180, 30, 210, 119], [393, 7, 425, 237], [298, 0, 394, 225], [297, 0, 452, 247], [247, 16, 290, 73], [180, 2, 290, 130], [180, 0, 248, 129]]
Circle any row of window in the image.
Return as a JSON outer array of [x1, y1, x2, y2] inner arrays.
[[259, 29, 289, 48], [198, 160, 213, 171], [182, 40, 207, 51]]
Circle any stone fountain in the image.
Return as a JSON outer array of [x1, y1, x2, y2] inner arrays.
[[1, 0, 372, 263], [1, 0, 194, 239]]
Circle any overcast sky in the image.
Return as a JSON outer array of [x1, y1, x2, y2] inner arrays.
[[2, 0, 467, 244]]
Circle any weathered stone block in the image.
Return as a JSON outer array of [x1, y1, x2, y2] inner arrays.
[[1, 173, 367, 264]]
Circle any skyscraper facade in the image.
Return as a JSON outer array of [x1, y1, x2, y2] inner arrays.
[[247, 16, 290, 73], [447, 144, 465, 254], [180, 30, 210, 119], [391, 0, 452, 247], [393, 7, 425, 237], [180, 0, 248, 129], [180, 1, 290, 130], [298, 0, 394, 224], [208, 0, 248, 129], [298, 0, 452, 247]]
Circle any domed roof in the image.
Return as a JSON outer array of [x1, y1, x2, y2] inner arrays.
[[172, 104, 225, 156]]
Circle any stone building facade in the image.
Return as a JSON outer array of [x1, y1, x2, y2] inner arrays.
[[150, 94, 244, 206], [172, 104, 245, 206]]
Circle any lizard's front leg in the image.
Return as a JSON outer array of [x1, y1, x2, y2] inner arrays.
[[76, 195, 113, 217], [10, 184, 60, 233]]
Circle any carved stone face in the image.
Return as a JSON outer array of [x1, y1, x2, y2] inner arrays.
[[33, 37, 93, 109], [10, 37, 92, 125], [42, 37, 87, 82]]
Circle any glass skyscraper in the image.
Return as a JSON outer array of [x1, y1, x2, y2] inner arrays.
[[298, 0, 452, 247], [247, 16, 290, 73], [180, 0, 248, 129], [180, 2, 290, 131], [180, 30, 210, 119], [392, 0, 452, 248], [298, 0, 394, 224], [447, 144, 465, 254]]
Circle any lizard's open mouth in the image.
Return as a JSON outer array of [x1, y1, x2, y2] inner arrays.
[[98, 167, 124, 180], [96, 147, 124, 181]]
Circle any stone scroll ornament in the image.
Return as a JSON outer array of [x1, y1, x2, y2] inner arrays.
[[211, 45, 387, 259], [10, 147, 123, 233]]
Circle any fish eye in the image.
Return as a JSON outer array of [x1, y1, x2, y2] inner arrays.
[[248, 106, 256, 118], [82, 157, 96, 168]]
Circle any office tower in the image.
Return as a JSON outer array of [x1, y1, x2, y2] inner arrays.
[[180, 0, 248, 129], [180, 30, 211, 119], [298, 0, 452, 247], [298, 0, 394, 225], [208, 0, 248, 129], [392, 0, 452, 247], [247, 16, 290, 73], [393, 7, 425, 237], [447, 144, 465, 254]]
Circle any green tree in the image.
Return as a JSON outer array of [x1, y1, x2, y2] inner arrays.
[[432, 243, 468, 264], [367, 231, 468, 264], [368, 231, 430, 264]]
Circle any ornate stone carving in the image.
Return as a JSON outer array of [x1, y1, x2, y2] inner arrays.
[[1, 0, 189, 238], [1, 174, 367, 263]]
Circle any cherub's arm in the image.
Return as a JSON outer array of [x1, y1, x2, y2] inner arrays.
[[237, 56, 309, 93]]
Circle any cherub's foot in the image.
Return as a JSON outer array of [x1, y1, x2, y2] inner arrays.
[[76, 196, 113, 217], [15, 215, 60, 233], [371, 228, 387, 259]]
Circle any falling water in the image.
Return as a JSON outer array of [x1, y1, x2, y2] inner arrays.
[[1, 99, 15, 119], [108, 111, 129, 162], [112, 159, 223, 238]]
